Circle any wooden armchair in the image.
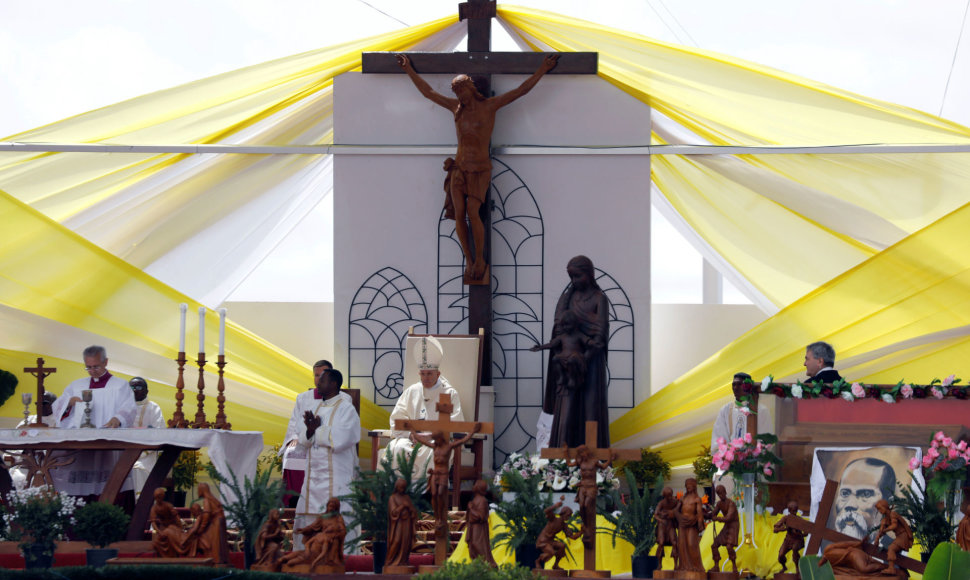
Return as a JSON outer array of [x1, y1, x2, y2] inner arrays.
[[368, 329, 485, 508]]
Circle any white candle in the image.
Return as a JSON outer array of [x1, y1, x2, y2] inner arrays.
[[178, 303, 187, 352], [218, 308, 227, 356], [198, 307, 206, 354]]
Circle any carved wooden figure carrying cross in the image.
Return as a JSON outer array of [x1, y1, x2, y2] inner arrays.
[[540, 421, 640, 578], [23, 357, 56, 428], [395, 392, 495, 566], [782, 479, 925, 578], [362, 0, 597, 385]]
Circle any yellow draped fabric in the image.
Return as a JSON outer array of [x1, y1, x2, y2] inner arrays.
[[4, 5, 970, 461], [498, 5, 970, 307]]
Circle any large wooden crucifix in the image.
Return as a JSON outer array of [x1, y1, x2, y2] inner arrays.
[[23, 357, 56, 428], [783, 479, 925, 576], [362, 0, 597, 384], [540, 421, 640, 577], [395, 392, 495, 566]]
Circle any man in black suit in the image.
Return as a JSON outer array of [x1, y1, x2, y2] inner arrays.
[[804, 341, 842, 382]]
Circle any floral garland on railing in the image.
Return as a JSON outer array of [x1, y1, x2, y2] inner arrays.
[[494, 452, 620, 494], [734, 374, 963, 414]]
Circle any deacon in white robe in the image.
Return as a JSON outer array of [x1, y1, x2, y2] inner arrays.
[[384, 336, 463, 476], [711, 372, 772, 497], [280, 360, 332, 507], [292, 368, 360, 549], [50, 346, 138, 497], [129, 377, 166, 496]]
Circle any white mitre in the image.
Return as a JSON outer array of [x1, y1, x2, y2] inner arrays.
[[414, 335, 443, 370]]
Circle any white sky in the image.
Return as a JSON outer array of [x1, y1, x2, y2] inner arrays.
[[3, 0, 969, 304]]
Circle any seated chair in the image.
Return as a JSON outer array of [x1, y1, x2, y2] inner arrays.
[[369, 329, 485, 508]]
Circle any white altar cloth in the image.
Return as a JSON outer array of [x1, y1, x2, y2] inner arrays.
[[0, 427, 263, 495]]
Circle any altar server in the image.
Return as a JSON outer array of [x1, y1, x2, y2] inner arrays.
[[292, 367, 360, 549], [129, 376, 165, 495], [280, 360, 331, 507]]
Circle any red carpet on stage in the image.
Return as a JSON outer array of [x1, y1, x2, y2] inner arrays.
[[0, 551, 435, 570]]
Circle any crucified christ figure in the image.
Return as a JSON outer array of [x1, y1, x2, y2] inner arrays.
[[397, 53, 559, 283]]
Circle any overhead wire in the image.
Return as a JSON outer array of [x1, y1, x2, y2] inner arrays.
[[939, 0, 970, 117]]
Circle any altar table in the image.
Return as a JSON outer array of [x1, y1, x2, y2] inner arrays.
[[0, 428, 262, 540]]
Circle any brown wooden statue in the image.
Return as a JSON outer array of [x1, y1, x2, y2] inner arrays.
[[570, 444, 608, 548], [674, 478, 707, 576], [873, 499, 913, 574], [184, 482, 229, 564], [540, 256, 611, 448], [535, 498, 582, 571], [655, 487, 680, 569], [958, 501, 970, 551], [280, 499, 347, 573], [251, 508, 285, 572], [709, 484, 740, 574], [466, 479, 497, 566], [385, 478, 418, 572], [773, 501, 807, 575], [396, 52, 558, 284], [149, 487, 188, 558], [411, 424, 481, 537], [530, 310, 587, 393], [819, 540, 892, 575]]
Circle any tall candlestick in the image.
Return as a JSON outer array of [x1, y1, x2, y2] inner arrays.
[[218, 308, 227, 356], [198, 307, 206, 353], [179, 303, 187, 353]]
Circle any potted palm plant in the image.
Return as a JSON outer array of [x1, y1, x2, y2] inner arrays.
[[203, 461, 285, 569], [598, 472, 664, 578], [72, 501, 130, 567], [170, 449, 204, 506], [491, 468, 564, 568], [340, 448, 428, 573], [894, 477, 956, 562]]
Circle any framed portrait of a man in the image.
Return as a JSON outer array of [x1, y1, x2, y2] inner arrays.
[[809, 446, 923, 551]]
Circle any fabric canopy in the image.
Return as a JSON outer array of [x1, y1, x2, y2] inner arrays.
[[3, 6, 970, 461]]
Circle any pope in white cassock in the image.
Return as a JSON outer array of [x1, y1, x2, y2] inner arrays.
[[289, 367, 360, 549], [129, 376, 166, 496], [385, 336, 463, 476], [50, 346, 138, 497]]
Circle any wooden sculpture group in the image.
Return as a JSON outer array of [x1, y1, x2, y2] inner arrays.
[[148, 483, 229, 565]]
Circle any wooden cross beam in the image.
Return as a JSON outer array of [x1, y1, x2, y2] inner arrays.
[[23, 357, 56, 428], [394, 393, 494, 437], [361, 0, 597, 385], [783, 479, 925, 575], [540, 421, 640, 575]]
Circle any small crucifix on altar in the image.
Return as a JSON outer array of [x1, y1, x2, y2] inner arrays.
[[395, 392, 494, 567], [361, 0, 597, 386], [23, 357, 56, 428], [540, 421, 640, 578]]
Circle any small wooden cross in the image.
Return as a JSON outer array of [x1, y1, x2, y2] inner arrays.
[[540, 421, 640, 576], [783, 479, 925, 575], [396, 392, 494, 566], [23, 357, 56, 428]]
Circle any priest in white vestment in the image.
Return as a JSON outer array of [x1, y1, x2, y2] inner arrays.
[[129, 376, 165, 496], [385, 336, 463, 476], [291, 367, 360, 549], [49, 346, 138, 497], [280, 360, 332, 507]]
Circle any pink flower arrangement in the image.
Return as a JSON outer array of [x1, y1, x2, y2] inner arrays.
[[851, 383, 865, 398], [900, 384, 914, 399], [909, 431, 970, 473], [712, 433, 781, 481]]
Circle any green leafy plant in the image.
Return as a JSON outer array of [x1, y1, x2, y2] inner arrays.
[[72, 502, 130, 548], [692, 445, 717, 486], [615, 448, 671, 490], [894, 476, 956, 555], [415, 557, 536, 579], [339, 447, 429, 549], [923, 541, 970, 580], [257, 444, 283, 475], [171, 450, 204, 492], [798, 554, 836, 580], [203, 462, 284, 569], [1, 485, 84, 566], [491, 468, 567, 554], [0, 369, 17, 408], [598, 472, 663, 556]]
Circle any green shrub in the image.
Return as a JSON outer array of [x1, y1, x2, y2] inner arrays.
[[72, 502, 129, 548], [0, 369, 18, 408], [415, 558, 536, 579]]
